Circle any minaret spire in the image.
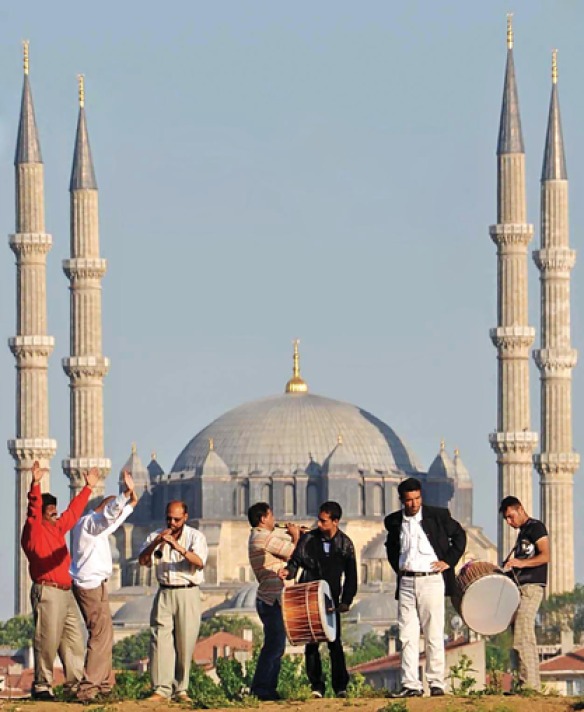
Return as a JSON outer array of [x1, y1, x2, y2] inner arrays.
[[533, 49, 578, 594], [62, 74, 110, 499], [9, 42, 57, 614], [489, 17, 537, 562], [285, 339, 308, 393]]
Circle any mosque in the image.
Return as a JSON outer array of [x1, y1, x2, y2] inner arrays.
[[8, 16, 578, 621]]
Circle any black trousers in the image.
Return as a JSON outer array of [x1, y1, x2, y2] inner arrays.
[[305, 613, 348, 694]]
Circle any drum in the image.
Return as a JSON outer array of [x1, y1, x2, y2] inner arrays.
[[455, 561, 520, 636], [281, 580, 337, 645]]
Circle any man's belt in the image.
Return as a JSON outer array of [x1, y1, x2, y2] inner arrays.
[[37, 581, 72, 591], [159, 582, 197, 589], [400, 570, 440, 577]]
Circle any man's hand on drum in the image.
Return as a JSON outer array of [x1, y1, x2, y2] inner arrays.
[[503, 557, 523, 569], [431, 560, 450, 573]]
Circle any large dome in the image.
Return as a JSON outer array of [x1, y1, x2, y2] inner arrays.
[[172, 391, 422, 476]]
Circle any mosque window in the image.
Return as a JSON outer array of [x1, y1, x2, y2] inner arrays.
[[236, 483, 249, 516], [361, 564, 368, 585], [306, 483, 318, 516], [284, 484, 295, 516], [261, 483, 272, 506], [359, 483, 365, 516], [372, 484, 384, 516]]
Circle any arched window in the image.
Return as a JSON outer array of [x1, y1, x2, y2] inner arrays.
[[359, 483, 365, 516], [372, 484, 384, 516], [284, 484, 295, 516], [261, 483, 272, 507], [237, 483, 249, 516], [306, 483, 319, 516], [360, 563, 368, 585]]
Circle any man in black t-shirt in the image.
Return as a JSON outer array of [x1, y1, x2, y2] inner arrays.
[[500, 496, 550, 691]]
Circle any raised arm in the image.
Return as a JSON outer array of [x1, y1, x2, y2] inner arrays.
[[21, 462, 47, 550], [56, 467, 99, 534]]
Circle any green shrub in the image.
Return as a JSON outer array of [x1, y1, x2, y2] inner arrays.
[[448, 653, 477, 696], [188, 664, 229, 708], [111, 669, 151, 700]]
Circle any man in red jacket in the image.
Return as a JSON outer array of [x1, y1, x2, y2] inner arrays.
[[21, 460, 99, 700]]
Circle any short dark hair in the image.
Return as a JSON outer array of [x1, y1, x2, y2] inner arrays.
[[166, 500, 188, 516], [499, 496, 522, 514], [398, 477, 422, 499], [248, 502, 271, 527], [319, 501, 342, 522], [41, 493, 57, 512]]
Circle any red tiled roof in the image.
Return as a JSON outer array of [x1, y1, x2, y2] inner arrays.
[[349, 638, 470, 674], [193, 632, 252, 666], [540, 646, 584, 673], [0, 667, 64, 698]]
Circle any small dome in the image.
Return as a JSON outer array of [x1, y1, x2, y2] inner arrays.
[[147, 453, 164, 481], [453, 449, 472, 482], [347, 593, 398, 624], [113, 594, 155, 626], [120, 444, 150, 493], [226, 582, 258, 610], [428, 441, 456, 480]]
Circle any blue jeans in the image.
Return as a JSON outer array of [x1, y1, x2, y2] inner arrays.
[[251, 599, 287, 698]]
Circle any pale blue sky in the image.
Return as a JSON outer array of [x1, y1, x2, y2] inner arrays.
[[0, 1, 582, 618]]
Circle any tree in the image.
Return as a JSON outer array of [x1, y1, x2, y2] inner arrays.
[[346, 631, 387, 666], [0, 616, 34, 648], [112, 630, 150, 668], [539, 584, 584, 642]]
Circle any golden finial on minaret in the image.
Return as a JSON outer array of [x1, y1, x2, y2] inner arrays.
[[209, 438, 214, 452], [131, 442, 137, 454], [77, 73, 85, 108], [506, 13, 514, 50], [285, 339, 308, 393], [552, 48, 558, 85], [440, 439, 445, 452], [337, 434, 343, 445], [23, 40, 30, 75]]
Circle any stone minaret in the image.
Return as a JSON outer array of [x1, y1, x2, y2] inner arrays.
[[533, 51, 579, 595], [62, 75, 111, 499], [8, 42, 57, 615], [489, 16, 537, 561]]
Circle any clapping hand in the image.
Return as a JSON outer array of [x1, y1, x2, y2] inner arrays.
[[84, 467, 100, 489], [31, 460, 48, 484], [122, 470, 138, 505]]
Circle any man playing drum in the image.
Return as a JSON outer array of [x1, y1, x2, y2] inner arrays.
[[283, 501, 357, 699], [247, 502, 301, 701], [385, 477, 466, 697], [500, 496, 549, 692]]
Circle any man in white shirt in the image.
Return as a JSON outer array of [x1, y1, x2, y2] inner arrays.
[[70, 470, 137, 702], [139, 500, 208, 702], [385, 477, 466, 697]]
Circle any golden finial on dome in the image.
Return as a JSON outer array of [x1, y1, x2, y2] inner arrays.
[[440, 439, 445, 452], [285, 339, 308, 394], [337, 434, 343, 445], [151, 451, 157, 460], [131, 442, 137, 454], [209, 438, 214, 452], [77, 74, 85, 108], [552, 48, 558, 85], [506, 13, 514, 50], [23, 40, 30, 76], [454, 448, 460, 458]]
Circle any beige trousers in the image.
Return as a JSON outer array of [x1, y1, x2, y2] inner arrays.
[[73, 581, 114, 699], [511, 584, 544, 689], [149, 586, 201, 698], [31, 583, 84, 694]]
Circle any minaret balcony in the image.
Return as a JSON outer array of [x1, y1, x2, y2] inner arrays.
[[63, 257, 107, 279], [489, 223, 534, 248], [534, 452, 580, 477], [9, 233, 52, 256], [62, 355, 109, 379], [489, 431, 538, 457], [9, 335, 54, 358], [8, 438, 57, 461], [489, 326, 535, 352], [533, 248, 576, 273], [533, 348, 577, 374]]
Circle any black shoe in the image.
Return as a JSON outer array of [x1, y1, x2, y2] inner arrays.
[[253, 691, 281, 701], [336, 690, 348, 698], [430, 687, 445, 696], [32, 690, 55, 701], [392, 688, 423, 698]]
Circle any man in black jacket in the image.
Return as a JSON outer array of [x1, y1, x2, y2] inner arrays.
[[385, 478, 466, 697], [284, 501, 357, 698]]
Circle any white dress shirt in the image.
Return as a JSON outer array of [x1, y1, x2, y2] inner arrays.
[[399, 507, 439, 572], [141, 524, 208, 586], [70, 492, 134, 589]]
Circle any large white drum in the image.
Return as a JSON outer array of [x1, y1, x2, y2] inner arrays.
[[455, 561, 520, 636], [282, 580, 337, 645]]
